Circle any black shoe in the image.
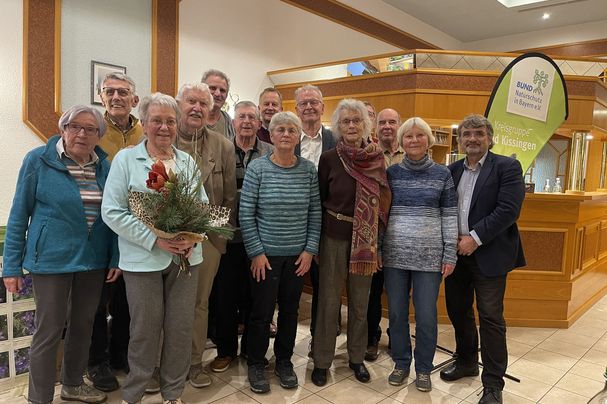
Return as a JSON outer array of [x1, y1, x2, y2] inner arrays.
[[364, 341, 379, 362], [87, 362, 119, 392], [349, 362, 370, 383], [478, 387, 503, 403], [439, 362, 479, 382], [311, 367, 327, 386]]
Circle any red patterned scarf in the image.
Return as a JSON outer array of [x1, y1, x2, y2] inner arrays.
[[337, 140, 391, 276]]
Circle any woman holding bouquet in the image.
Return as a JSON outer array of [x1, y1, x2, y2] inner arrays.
[[102, 92, 208, 404], [3, 105, 117, 404], [312, 99, 391, 387], [239, 111, 321, 394]]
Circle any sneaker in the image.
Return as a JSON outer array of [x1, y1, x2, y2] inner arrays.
[[60, 383, 107, 403], [121, 401, 141, 404], [145, 367, 160, 394], [189, 364, 212, 388], [274, 361, 298, 389], [415, 372, 432, 392], [87, 362, 119, 392], [163, 400, 183, 404], [210, 356, 234, 373], [388, 367, 410, 386], [248, 364, 270, 394]]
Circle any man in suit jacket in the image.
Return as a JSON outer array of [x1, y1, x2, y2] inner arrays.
[[175, 82, 237, 389], [294, 84, 336, 167], [441, 114, 525, 404], [293, 84, 337, 355]]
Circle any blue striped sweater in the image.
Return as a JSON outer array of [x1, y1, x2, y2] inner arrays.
[[239, 155, 322, 258], [382, 155, 458, 272]]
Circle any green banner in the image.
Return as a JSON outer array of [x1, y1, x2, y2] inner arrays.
[[485, 53, 568, 173]]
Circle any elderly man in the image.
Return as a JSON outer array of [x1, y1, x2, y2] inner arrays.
[[87, 72, 144, 393], [293, 84, 337, 355], [202, 69, 236, 140], [363, 108, 403, 363], [442, 114, 525, 404], [257, 87, 283, 144], [175, 82, 237, 388], [377, 108, 404, 168], [208, 101, 273, 373]]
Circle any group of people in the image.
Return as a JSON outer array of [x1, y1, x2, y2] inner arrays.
[[1, 67, 526, 404]]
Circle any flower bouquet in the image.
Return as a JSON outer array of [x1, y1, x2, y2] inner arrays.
[[128, 160, 233, 275]]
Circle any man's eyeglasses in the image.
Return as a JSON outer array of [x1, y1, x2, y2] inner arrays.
[[102, 87, 131, 97], [148, 118, 177, 129], [65, 123, 99, 137], [297, 100, 321, 108]]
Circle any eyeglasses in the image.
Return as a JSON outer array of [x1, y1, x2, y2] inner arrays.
[[148, 118, 177, 129], [65, 123, 99, 137], [297, 99, 321, 108], [102, 87, 131, 97], [339, 118, 362, 126]]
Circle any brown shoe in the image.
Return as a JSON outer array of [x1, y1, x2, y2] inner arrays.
[[210, 356, 234, 373]]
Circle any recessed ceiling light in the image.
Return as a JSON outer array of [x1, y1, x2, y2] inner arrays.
[[542, 12, 550, 19]]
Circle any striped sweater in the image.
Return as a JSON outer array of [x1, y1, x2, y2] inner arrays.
[[239, 155, 322, 258], [382, 155, 458, 272]]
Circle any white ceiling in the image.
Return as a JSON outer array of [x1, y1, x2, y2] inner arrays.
[[382, 0, 607, 43]]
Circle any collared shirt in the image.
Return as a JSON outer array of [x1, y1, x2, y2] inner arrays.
[[457, 152, 488, 246], [300, 127, 323, 168], [56, 138, 99, 167], [383, 145, 405, 168]]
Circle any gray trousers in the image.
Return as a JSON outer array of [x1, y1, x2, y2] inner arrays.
[[28, 270, 105, 404], [313, 235, 373, 368], [121, 262, 199, 403]]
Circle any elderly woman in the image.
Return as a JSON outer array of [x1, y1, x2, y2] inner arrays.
[[382, 117, 458, 391], [239, 111, 321, 394], [2, 105, 117, 404], [101, 92, 207, 404], [311, 99, 391, 387]]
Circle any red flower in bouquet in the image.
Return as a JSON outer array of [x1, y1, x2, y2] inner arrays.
[[146, 161, 170, 192]]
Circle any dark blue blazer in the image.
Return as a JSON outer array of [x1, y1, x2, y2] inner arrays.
[[295, 127, 336, 157], [449, 151, 526, 277]]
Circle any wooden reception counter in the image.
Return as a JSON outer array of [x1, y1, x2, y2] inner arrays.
[[437, 192, 607, 328]]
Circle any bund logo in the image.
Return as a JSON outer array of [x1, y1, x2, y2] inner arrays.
[[533, 69, 549, 96]]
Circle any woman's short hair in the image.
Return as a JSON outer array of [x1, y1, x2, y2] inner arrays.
[[269, 111, 302, 134], [397, 117, 435, 148], [139, 92, 181, 125], [175, 82, 214, 111], [457, 114, 495, 149], [330, 99, 372, 140], [58, 105, 107, 137]]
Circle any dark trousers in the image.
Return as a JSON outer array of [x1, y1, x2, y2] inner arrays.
[[89, 275, 130, 367], [445, 254, 508, 390], [210, 242, 251, 358], [309, 260, 319, 335], [246, 255, 304, 367], [367, 270, 384, 345]]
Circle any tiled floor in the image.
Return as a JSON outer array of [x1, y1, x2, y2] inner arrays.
[[3, 293, 607, 403]]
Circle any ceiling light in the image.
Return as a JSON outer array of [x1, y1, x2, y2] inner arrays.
[[542, 12, 550, 19]]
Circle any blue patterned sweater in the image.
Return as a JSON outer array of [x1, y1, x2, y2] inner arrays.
[[239, 155, 322, 258], [382, 155, 458, 272]]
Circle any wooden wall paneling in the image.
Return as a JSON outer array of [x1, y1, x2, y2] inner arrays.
[[516, 38, 607, 58], [582, 223, 600, 270], [518, 229, 566, 273], [585, 139, 605, 191], [600, 220, 607, 261], [573, 227, 585, 275]]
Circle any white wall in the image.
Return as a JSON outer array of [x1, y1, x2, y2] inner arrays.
[[178, 0, 400, 112], [0, 0, 44, 225], [61, 0, 151, 114]]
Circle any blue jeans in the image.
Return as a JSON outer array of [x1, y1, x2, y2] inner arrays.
[[384, 267, 442, 373]]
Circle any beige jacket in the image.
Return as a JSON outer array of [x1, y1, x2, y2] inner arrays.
[[176, 127, 237, 254]]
